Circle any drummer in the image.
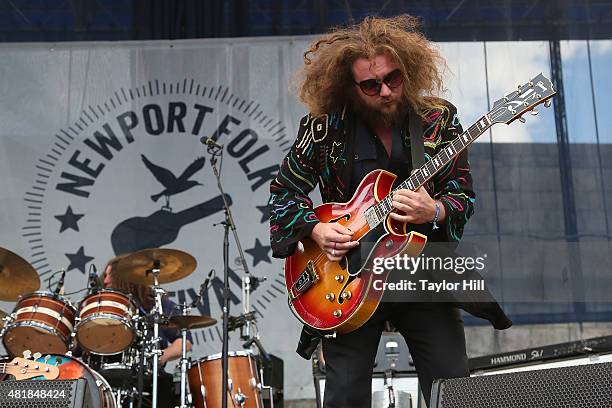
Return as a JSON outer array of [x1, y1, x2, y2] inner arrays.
[[101, 255, 193, 407], [101, 254, 194, 366]]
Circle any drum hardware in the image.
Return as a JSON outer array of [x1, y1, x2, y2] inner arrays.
[[112, 247, 198, 408], [0, 246, 40, 301], [243, 336, 277, 408], [165, 275, 216, 408]]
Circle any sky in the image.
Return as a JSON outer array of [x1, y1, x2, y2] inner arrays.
[[438, 40, 612, 144]]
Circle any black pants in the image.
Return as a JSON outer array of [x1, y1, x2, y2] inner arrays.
[[321, 302, 469, 408]]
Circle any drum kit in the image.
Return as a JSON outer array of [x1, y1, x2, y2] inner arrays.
[[0, 246, 272, 408]]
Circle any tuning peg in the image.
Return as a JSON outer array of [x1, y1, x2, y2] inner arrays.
[[530, 109, 539, 116], [33, 352, 41, 360], [544, 99, 552, 108], [43, 355, 51, 363], [22, 350, 32, 360], [518, 116, 526, 123]]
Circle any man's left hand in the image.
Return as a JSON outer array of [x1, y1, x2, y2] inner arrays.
[[390, 187, 441, 224]]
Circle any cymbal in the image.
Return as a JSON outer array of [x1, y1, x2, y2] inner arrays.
[[164, 315, 217, 330], [0, 247, 40, 301], [115, 248, 197, 285]]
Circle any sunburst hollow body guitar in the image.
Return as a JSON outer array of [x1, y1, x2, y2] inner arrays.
[[284, 73, 556, 334]]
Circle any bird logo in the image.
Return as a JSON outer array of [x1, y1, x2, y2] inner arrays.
[[141, 154, 206, 210]]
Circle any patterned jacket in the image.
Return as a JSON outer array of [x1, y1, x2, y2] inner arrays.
[[269, 99, 474, 258]]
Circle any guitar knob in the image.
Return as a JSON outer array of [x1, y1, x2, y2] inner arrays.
[[333, 310, 342, 318], [385, 240, 394, 249], [342, 291, 352, 300], [335, 275, 344, 283], [325, 293, 335, 302]]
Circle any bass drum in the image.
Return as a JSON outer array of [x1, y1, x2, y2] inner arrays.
[[34, 354, 116, 408], [188, 350, 262, 408], [83, 345, 150, 389]]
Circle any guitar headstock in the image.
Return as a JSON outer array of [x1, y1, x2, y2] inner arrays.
[[489, 73, 556, 125], [4, 353, 60, 380]]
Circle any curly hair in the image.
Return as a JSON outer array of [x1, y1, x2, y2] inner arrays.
[[296, 15, 446, 116]]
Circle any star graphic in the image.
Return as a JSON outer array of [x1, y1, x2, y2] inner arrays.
[[54, 206, 84, 233], [245, 239, 272, 267], [256, 204, 270, 224], [65, 246, 94, 274]]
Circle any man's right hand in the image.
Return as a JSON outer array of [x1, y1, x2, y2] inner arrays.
[[311, 222, 359, 262]]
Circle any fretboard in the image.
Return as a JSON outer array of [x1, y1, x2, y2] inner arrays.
[[364, 114, 491, 227]]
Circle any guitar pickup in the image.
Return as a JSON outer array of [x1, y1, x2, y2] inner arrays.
[[289, 261, 318, 300]]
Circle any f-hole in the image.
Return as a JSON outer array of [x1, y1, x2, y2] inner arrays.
[[329, 213, 351, 224]]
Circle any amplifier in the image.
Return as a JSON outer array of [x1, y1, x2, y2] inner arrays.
[[431, 361, 612, 408], [469, 334, 612, 372], [0, 379, 91, 408], [260, 353, 284, 408]]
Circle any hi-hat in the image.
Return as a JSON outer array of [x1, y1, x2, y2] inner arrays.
[[115, 248, 197, 285], [163, 315, 217, 330], [0, 247, 40, 301]]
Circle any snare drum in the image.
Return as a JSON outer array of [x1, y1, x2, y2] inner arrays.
[[75, 289, 137, 354], [188, 350, 263, 408], [2, 291, 77, 357]]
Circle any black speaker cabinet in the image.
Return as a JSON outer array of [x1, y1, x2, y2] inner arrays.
[[261, 353, 284, 408], [0, 379, 91, 408], [431, 361, 612, 408]]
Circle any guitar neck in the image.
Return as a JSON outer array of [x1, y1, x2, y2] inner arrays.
[[369, 113, 493, 224]]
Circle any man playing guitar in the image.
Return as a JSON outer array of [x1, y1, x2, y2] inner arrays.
[[269, 15, 510, 407]]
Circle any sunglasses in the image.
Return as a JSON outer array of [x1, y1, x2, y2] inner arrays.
[[354, 69, 403, 96]]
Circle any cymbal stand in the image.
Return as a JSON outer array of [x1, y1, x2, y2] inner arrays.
[[176, 303, 192, 408], [146, 259, 164, 408]]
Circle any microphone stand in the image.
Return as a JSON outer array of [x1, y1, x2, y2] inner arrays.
[[206, 142, 253, 408]]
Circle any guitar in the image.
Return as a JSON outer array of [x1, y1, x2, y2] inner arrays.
[[0, 356, 60, 380], [284, 73, 556, 333]]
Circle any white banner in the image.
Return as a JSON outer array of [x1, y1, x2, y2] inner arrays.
[[0, 37, 318, 399]]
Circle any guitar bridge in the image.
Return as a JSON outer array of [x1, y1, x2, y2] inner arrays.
[[289, 260, 318, 300]]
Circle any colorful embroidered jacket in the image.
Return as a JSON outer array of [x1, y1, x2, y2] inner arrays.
[[269, 99, 475, 259]]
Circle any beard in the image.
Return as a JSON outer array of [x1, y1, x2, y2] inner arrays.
[[350, 91, 408, 127]]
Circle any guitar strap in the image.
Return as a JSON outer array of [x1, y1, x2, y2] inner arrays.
[[408, 106, 425, 169]]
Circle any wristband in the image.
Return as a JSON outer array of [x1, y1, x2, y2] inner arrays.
[[431, 201, 441, 230]]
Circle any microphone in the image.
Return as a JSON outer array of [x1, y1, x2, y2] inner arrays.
[[54, 269, 66, 295], [190, 269, 215, 308], [202, 269, 214, 290], [88, 265, 101, 290], [200, 136, 223, 149]]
